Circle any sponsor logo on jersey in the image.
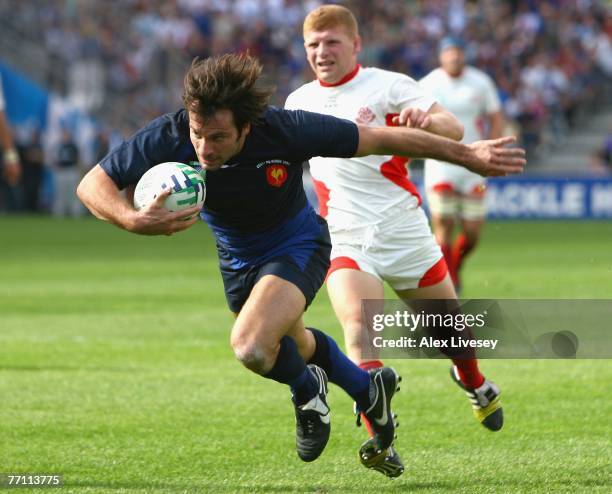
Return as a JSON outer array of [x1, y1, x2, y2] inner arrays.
[[356, 107, 376, 124], [266, 164, 288, 187]]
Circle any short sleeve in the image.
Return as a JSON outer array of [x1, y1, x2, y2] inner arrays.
[[275, 109, 359, 160], [284, 90, 298, 110], [388, 73, 436, 113], [99, 115, 183, 189], [100, 140, 152, 190]]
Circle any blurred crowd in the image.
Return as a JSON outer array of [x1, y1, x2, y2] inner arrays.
[[1, 0, 611, 213]]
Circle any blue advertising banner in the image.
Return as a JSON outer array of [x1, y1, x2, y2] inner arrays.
[[304, 172, 612, 220], [485, 176, 612, 219]]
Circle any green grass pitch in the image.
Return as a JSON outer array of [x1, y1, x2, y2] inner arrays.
[[1, 217, 611, 493]]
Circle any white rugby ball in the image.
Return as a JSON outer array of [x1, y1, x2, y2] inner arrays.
[[133, 162, 206, 212]]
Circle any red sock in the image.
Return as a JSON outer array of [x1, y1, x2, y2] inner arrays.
[[359, 360, 383, 372], [358, 360, 383, 437], [452, 358, 485, 389], [441, 243, 457, 285], [451, 234, 475, 276]]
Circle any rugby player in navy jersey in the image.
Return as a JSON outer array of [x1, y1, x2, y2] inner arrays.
[[77, 54, 525, 465]]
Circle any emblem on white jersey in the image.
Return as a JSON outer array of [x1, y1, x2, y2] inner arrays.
[[324, 94, 338, 109], [356, 107, 376, 125]]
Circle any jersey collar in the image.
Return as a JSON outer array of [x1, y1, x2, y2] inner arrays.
[[318, 64, 361, 87]]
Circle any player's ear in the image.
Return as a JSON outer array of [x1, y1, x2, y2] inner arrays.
[[241, 122, 251, 138], [354, 35, 362, 55]]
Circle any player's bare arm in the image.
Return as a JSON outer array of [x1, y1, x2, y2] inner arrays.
[[392, 103, 464, 141], [488, 109, 505, 139], [355, 126, 525, 177], [77, 164, 201, 235]]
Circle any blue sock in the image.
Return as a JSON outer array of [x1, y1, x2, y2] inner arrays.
[[263, 336, 318, 406], [308, 328, 371, 411]]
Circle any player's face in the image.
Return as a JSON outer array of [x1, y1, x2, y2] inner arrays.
[[440, 47, 465, 77], [304, 26, 361, 84], [188, 110, 251, 171]]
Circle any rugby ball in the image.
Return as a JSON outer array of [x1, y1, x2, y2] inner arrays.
[[133, 162, 206, 212]]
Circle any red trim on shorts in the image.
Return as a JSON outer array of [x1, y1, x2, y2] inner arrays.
[[311, 177, 331, 218], [418, 256, 448, 288], [318, 64, 361, 87], [326, 256, 360, 281], [468, 183, 487, 198], [431, 182, 455, 194]]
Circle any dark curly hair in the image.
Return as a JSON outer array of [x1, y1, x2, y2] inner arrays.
[[183, 53, 274, 131]]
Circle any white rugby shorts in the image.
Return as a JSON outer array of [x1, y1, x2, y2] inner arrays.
[[326, 204, 446, 291], [424, 160, 487, 219]]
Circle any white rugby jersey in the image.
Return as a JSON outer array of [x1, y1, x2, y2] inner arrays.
[[285, 65, 435, 233], [419, 66, 501, 145]]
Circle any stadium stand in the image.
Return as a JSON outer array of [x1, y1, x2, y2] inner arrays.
[[0, 0, 610, 211]]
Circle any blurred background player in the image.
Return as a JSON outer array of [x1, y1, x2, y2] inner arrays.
[[421, 37, 505, 292], [286, 5, 507, 478], [0, 72, 21, 209], [18, 128, 44, 213], [53, 127, 83, 218]]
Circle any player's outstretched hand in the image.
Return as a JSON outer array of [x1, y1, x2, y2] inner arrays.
[[392, 107, 431, 130], [466, 136, 526, 177], [129, 188, 202, 236]]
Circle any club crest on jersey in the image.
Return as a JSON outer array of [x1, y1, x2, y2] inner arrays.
[[266, 164, 288, 187], [356, 107, 375, 124]]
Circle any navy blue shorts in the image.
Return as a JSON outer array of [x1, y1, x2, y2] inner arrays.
[[218, 229, 331, 313]]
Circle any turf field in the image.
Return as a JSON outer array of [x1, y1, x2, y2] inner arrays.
[[1, 216, 611, 493]]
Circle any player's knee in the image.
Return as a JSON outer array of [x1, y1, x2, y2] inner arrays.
[[231, 336, 270, 373], [438, 215, 455, 229]]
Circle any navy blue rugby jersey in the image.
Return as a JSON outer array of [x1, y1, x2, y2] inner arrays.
[[100, 107, 359, 266]]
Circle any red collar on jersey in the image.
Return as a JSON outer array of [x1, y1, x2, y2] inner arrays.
[[318, 64, 361, 87]]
